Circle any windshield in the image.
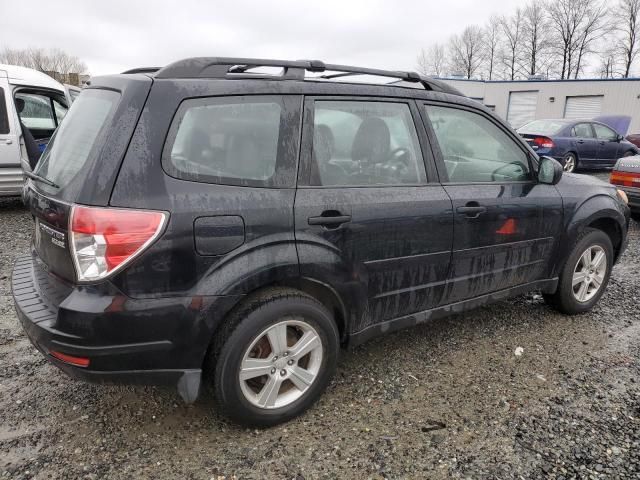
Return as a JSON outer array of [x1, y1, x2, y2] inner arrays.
[[518, 120, 566, 136], [34, 89, 119, 194]]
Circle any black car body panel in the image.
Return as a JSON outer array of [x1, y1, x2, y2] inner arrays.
[[11, 60, 630, 402]]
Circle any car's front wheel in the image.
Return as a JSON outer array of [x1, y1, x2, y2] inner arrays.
[[210, 288, 339, 427], [544, 228, 613, 314], [563, 152, 578, 172]]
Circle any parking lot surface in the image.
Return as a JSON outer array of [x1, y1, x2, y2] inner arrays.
[[1, 172, 639, 479]]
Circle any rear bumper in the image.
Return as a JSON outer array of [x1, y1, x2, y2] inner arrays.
[[0, 167, 24, 197], [619, 186, 640, 212], [11, 254, 241, 402]]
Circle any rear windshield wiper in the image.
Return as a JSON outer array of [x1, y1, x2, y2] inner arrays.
[[24, 171, 60, 189]]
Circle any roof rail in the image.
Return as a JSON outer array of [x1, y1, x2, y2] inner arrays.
[[121, 67, 161, 74], [154, 57, 462, 96]]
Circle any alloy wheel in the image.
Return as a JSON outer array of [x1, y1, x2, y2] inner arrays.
[[572, 245, 607, 302], [239, 320, 323, 409], [564, 155, 576, 172]]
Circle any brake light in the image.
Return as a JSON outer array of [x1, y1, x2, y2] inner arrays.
[[533, 136, 554, 149], [70, 205, 168, 282], [610, 171, 640, 187]]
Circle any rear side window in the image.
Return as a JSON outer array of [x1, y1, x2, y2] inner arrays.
[[164, 95, 299, 187], [571, 123, 594, 138], [309, 100, 426, 186], [35, 89, 120, 192], [0, 87, 8, 134]]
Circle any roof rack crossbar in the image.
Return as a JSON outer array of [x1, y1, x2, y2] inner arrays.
[[154, 57, 462, 95]]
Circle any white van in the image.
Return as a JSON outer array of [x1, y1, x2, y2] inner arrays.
[[0, 64, 70, 196]]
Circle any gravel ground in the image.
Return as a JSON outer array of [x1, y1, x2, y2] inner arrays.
[[1, 173, 639, 479]]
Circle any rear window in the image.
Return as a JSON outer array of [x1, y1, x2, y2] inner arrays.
[[517, 120, 566, 136], [163, 95, 293, 187], [34, 89, 119, 193]]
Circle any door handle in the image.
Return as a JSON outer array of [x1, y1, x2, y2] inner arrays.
[[308, 212, 351, 228], [456, 205, 487, 218], [2, 139, 12, 145], [576, 140, 585, 144]]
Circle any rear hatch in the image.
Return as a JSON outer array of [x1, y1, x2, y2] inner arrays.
[[25, 75, 152, 283]]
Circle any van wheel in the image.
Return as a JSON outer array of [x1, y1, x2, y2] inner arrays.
[[209, 288, 339, 427], [563, 153, 577, 172], [544, 228, 613, 315]]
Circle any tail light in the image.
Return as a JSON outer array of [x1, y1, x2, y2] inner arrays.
[[533, 136, 555, 149], [610, 171, 640, 188], [70, 205, 168, 282]]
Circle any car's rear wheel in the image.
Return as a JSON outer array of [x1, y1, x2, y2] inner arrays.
[[544, 228, 613, 314], [563, 152, 578, 172], [209, 288, 339, 427]]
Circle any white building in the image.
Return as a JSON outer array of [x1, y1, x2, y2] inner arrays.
[[440, 78, 640, 134]]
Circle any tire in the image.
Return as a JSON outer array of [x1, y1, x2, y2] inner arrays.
[[563, 152, 578, 172], [544, 228, 613, 315], [631, 212, 640, 223], [209, 288, 339, 427]]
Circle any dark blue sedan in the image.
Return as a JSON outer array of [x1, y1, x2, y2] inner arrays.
[[517, 119, 639, 172]]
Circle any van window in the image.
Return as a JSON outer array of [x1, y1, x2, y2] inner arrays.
[[34, 89, 120, 192], [164, 96, 288, 187], [0, 87, 8, 134]]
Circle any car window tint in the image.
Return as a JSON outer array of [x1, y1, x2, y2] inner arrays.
[[0, 87, 8, 134], [15, 93, 56, 129], [593, 123, 617, 141], [167, 97, 282, 185], [571, 123, 594, 138], [310, 101, 425, 186], [426, 105, 530, 183]]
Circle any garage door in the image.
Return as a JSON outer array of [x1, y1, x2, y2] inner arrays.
[[507, 91, 538, 128], [564, 95, 603, 119]]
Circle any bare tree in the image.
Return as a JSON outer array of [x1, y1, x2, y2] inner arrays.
[[616, 0, 640, 77], [483, 16, 502, 80], [500, 9, 524, 80], [416, 44, 446, 77], [572, 0, 611, 79], [448, 26, 485, 79], [547, 0, 588, 79], [598, 47, 618, 77], [522, 1, 550, 76], [0, 47, 87, 76]]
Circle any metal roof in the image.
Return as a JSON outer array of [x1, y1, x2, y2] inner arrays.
[[0, 64, 65, 91]]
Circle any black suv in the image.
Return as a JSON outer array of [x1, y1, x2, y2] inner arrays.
[[12, 58, 630, 426]]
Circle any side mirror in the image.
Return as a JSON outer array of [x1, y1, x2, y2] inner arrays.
[[538, 156, 563, 184], [616, 134, 624, 142]]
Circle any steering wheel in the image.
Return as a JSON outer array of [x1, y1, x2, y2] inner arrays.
[[389, 147, 412, 167], [492, 162, 526, 181]]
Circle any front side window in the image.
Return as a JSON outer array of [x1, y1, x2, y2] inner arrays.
[[15, 92, 55, 129], [571, 123, 594, 138], [165, 96, 285, 186], [309, 100, 426, 186], [426, 105, 530, 183], [593, 123, 617, 141]]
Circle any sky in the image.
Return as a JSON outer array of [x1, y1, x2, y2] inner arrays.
[[1, 0, 532, 76]]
